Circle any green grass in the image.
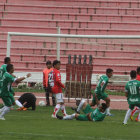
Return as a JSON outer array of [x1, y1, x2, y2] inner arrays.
[[0, 106, 140, 140]]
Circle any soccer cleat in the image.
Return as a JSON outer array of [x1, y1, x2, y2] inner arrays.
[[135, 115, 139, 122], [56, 115, 63, 120], [71, 107, 80, 114], [23, 107, 27, 111], [0, 116, 5, 120], [51, 114, 57, 118], [122, 123, 127, 125], [130, 115, 134, 121], [17, 107, 24, 111], [106, 113, 114, 116]]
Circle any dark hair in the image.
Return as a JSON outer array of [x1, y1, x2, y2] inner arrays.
[[4, 57, 11, 64], [53, 60, 60, 67], [6, 64, 13, 72], [106, 68, 113, 74], [101, 103, 107, 111], [137, 67, 140, 74], [46, 60, 51, 65], [130, 70, 136, 79]]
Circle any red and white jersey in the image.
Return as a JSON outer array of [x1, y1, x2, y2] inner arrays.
[[49, 68, 65, 94]]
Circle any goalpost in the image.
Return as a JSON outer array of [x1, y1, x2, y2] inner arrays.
[[6, 31, 140, 109]]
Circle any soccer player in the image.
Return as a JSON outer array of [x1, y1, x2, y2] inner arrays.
[[43, 60, 55, 106], [0, 64, 31, 120], [0, 57, 15, 95], [51, 60, 67, 118], [16, 93, 36, 111], [90, 68, 113, 116], [123, 70, 140, 125], [130, 67, 140, 121], [57, 99, 107, 122]]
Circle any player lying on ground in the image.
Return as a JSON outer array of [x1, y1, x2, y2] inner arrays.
[[130, 67, 140, 121], [16, 93, 36, 111], [123, 70, 140, 125], [0, 64, 31, 120], [57, 99, 107, 122], [90, 68, 113, 116]]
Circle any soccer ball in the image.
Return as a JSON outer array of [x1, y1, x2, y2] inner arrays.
[[39, 101, 46, 106]]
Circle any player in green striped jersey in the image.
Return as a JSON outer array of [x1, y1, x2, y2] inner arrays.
[[0, 64, 31, 120], [90, 68, 113, 116], [123, 70, 140, 125], [57, 99, 107, 122]]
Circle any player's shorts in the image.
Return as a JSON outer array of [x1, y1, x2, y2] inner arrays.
[[129, 104, 140, 110], [92, 92, 108, 105], [55, 93, 63, 103], [83, 104, 94, 114], [77, 104, 94, 121], [76, 114, 89, 121], [1, 94, 15, 107]]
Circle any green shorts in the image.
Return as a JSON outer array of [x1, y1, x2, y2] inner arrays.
[[92, 92, 108, 104], [76, 104, 94, 121], [76, 114, 89, 121], [83, 104, 94, 114], [1, 94, 15, 107], [129, 104, 140, 110]]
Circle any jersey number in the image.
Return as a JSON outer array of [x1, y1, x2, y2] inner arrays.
[[130, 85, 137, 95]]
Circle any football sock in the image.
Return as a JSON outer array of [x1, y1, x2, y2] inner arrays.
[[123, 109, 132, 124], [61, 105, 67, 116], [0, 106, 10, 118], [0, 106, 6, 113], [77, 99, 85, 112], [53, 104, 60, 116], [15, 100, 23, 108], [63, 114, 75, 120], [106, 107, 111, 115], [131, 107, 139, 116]]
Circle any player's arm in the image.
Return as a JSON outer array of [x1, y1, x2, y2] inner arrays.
[[43, 72, 46, 88], [15, 73, 31, 83], [55, 72, 65, 88], [125, 84, 128, 97]]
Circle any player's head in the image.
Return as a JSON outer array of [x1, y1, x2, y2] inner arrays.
[[46, 60, 52, 69], [6, 64, 14, 73], [106, 68, 113, 78], [53, 60, 61, 70], [98, 103, 107, 113], [130, 70, 136, 79], [4, 57, 11, 64], [137, 67, 140, 75]]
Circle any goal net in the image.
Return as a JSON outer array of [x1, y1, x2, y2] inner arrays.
[[6, 32, 140, 110]]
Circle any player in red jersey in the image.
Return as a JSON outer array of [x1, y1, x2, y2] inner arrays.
[[130, 67, 140, 121], [49, 60, 67, 118]]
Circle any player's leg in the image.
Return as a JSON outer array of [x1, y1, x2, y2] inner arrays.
[[90, 93, 100, 107], [134, 105, 140, 122], [45, 87, 50, 106], [123, 104, 134, 125], [59, 93, 67, 116], [52, 93, 64, 118], [75, 114, 89, 121], [77, 99, 87, 113], [103, 93, 112, 116], [0, 96, 11, 120], [52, 94, 56, 106]]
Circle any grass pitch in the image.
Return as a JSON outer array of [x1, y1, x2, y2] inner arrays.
[[0, 106, 140, 140]]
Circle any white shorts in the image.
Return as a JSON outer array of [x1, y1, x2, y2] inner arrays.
[[55, 93, 64, 103]]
